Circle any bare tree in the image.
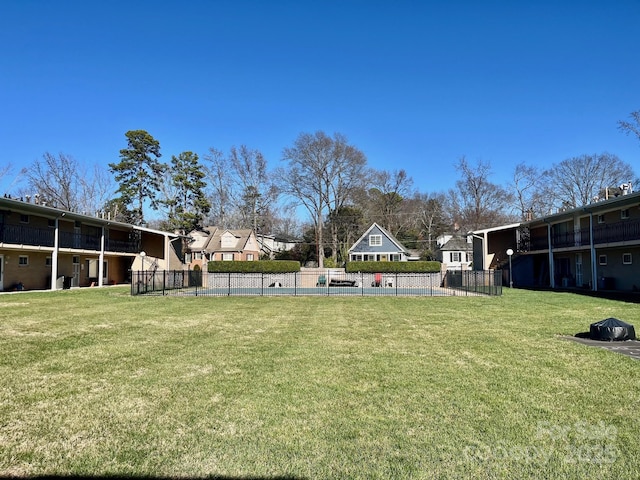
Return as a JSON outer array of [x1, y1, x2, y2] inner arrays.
[[411, 192, 449, 254], [1, 164, 28, 197], [228, 145, 278, 233], [543, 153, 635, 209], [26, 152, 81, 210], [271, 204, 302, 238], [157, 168, 180, 223], [451, 157, 514, 231], [0, 163, 12, 186], [78, 164, 115, 216], [277, 131, 367, 268], [26, 152, 115, 215], [511, 163, 553, 220], [366, 169, 414, 235], [618, 110, 640, 142], [323, 135, 368, 261], [203, 147, 232, 228]]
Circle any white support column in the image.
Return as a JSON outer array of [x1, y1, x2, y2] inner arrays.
[[589, 213, 598, 291], [50, 217, 60, 290], [98, 226, 105, 287], [547, 223, 555, 288], [164, 233, 170, 271]]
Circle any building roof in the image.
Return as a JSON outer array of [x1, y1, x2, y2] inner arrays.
[[187, 226, 257, 253], [525, 190, 640, 225], [348, 222, 410, 254], [0, 197, 179, 237], [471, 223, 522, 236], [439, 236, 472, 252]]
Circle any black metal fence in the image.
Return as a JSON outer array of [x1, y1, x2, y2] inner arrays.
[[131, 270, 502, 297]]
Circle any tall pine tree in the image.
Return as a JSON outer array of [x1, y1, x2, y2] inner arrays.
[[109, 130, 164, 226], [165, 151, 211, 234]]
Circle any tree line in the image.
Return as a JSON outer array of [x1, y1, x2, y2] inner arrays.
[[2, 111, 639, 267]]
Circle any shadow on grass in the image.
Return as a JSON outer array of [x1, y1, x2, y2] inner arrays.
[[0, 476, 305, 480]]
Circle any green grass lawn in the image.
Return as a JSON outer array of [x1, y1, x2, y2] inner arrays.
[[1, 287, 639, 479]]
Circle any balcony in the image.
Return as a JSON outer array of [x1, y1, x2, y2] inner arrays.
[[59, 231, 101, 250], [106, 238, 141, 253], [519, 218, 640, 252], [0, 224, 140, 253], [592, 218, 640, 244], [0, 224, 55, 247], [551, 229, 591, 249]]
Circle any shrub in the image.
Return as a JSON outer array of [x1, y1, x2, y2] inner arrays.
[[207, 260, 301, 273], [345, 261, 441, 273], [322, 257, 339, 268]]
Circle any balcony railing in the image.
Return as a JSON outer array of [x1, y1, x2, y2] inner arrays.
[[551, 229, 591, 249], [106, 238, 141, 253], [0, 223, 140, 253], [593, 219, 640, 244], [59, 231, 101, 250], [519, 218, 640, 252], [0, 224, 55, 246]]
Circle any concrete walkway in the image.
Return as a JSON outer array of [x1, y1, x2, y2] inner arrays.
[[563, 335, 640, 361]]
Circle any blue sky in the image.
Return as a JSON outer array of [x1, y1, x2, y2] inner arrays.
[[1, 0, 639, 203]]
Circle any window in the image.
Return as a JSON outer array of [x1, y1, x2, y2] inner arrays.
[[623, 253, 632, 265], [390, 254, 401, 262], [369, 235, 382, 247], [20, 214, 29, 224], [599, 255, 607, 266], [19, 255, 29, 266], [621, 209, 630, 219], [451, 252, 462, 262], [597, 214, 605, 224], [222, 253, 234, 261], [246, 254, 254, 261]]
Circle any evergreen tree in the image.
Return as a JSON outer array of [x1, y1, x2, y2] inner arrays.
[[165, 151, 211, 234], [109, 130, 164, 225]]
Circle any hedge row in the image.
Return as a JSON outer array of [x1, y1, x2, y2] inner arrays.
[[207, 260, 301, 273], [345, 261, 442, 273]]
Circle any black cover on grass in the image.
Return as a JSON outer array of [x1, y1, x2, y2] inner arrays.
[[589, 317, 636, 341]]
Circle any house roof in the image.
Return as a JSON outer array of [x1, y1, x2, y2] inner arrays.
[[439, 236, 472, 252], [189, 226, 257, 253], [348, 222, 410, 254], [187, 230, 211, 250]]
